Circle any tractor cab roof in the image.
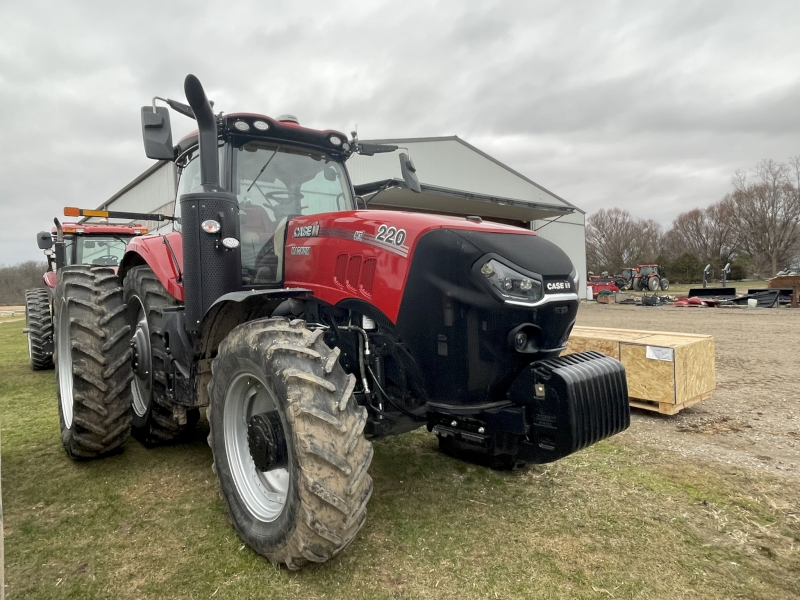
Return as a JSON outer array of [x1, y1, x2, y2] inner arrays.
[[176, 112, 350, 159], [51, 222, 149, 236]]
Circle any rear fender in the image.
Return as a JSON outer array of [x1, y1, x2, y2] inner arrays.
[[43, 271, 57, 290], [119, 232, 184, 301]]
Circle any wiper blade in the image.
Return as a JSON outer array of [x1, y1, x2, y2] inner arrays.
[[247, 146, 281, 192]]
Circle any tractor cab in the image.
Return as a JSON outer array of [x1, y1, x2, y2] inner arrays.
[[36, 221, 148, 276]]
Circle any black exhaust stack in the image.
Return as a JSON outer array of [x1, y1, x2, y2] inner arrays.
[[179, 74, 242, 331]]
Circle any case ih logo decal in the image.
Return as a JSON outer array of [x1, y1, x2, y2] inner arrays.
[[293, 222, 320, 238], [290, 246, 311, 255], [546, 281, 570, 292]]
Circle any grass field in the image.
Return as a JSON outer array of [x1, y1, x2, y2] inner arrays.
[[1, 319, 799, 599]]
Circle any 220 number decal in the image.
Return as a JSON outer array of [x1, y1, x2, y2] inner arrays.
[[376, 224, 407, 246]]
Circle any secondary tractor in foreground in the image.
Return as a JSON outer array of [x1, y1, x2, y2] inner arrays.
[[24, 221, 148, 370], [53, 74, 630, 569]]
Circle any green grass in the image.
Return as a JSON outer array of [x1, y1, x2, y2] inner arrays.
[[2, 321, 799, 599]]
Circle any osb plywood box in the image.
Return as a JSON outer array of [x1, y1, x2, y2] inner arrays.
[[565, 326, 715, 414]]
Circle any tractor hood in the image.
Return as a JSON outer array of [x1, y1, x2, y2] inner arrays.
[[283, 209, 578, 324]]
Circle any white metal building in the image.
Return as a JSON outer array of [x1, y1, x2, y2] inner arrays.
[[96, 135, 588, 292], [348, 137, 587, 293]]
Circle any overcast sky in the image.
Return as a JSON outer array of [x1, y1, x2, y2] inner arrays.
[[2, 0, 799, 264]]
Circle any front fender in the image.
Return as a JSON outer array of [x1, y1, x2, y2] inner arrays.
[[119, 232, 184, 301]]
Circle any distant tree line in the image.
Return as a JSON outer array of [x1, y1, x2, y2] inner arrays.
[[587, 157, 800, 283], [0, 261, 48, 305]]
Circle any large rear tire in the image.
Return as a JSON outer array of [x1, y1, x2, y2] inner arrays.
[[648, 276, 660, 291], [124, 265, 196, 445], [208, 318, 373, 569], [54, 266, 132, 460], [632, 278, 642, 291], [25, 288, 54, 370]]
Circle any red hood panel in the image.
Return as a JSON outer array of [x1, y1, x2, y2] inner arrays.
[[283, 210, 534, 322]]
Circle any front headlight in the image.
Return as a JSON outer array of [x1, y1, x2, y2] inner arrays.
[[479, 259, 543, 304]]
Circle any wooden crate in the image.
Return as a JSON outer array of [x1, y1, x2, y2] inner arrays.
[[564, 326, 715, 415]]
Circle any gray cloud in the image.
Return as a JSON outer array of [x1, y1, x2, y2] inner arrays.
[[1, 0, 798, 263]]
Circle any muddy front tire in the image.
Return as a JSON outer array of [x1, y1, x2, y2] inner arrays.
[[54, 266, 133, 460], [660, 278, 670, 291], [124, 266, 194, 445], [208, 318, 373, 569], [25, 288, 54, 370]]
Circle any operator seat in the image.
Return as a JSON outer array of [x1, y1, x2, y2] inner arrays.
[[254, 217, 289, 284], [240, 202, 276, 275]]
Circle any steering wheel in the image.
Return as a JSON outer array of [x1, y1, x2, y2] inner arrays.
[[263, 191, 303, 206], [93, 255, 119, 266]]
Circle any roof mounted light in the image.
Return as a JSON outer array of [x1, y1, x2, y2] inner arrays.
[[253, 120, 269, 131], [233, 120, 250, 132], [329, 135, 343, 146]]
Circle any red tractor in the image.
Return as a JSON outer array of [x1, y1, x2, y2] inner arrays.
[[24, 220, 148, 370], [52, 75, 630, 569], [633, 265, 669, 292], [615, 265, 669, 292]]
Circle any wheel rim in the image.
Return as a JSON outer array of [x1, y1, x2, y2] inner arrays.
[[224, 371, 290, 522], [57, 297, 74, 428], [129, 296, 153, 418]]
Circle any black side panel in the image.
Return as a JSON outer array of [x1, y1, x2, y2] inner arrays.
[[180, 191, 242, 330]]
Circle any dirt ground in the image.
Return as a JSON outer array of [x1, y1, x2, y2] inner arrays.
[[577, 302, 800, 481]]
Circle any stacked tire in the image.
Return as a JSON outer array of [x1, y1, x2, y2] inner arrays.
[[24, 288, 54, 370]]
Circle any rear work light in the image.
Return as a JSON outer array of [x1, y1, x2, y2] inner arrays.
[[202, 220, 221, 233]]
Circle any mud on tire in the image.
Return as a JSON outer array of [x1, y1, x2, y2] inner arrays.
[[54, 266, 132, 459], [124, 266, 196, 445], [208, 317, 373, 569], [25, 288, 54, 370]]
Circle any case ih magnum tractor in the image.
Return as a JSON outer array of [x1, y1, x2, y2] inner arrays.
[[53, 74, 629, 569], [24, 221, 147, 370]]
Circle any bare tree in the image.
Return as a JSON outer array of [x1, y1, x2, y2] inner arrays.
[[586, 208, 662, 274], [0, 261, 48, 305], [731, 158, 800, 277], [666, 197, 737, 269]]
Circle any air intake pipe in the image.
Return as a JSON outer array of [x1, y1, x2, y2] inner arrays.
[[179, 74, 242, 331]]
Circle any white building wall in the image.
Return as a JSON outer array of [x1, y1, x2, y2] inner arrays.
[[532, 213, 589, 299]]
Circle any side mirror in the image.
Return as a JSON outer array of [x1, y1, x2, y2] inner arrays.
[[141, 106, 175, 160], [36, 231, 53, 250], [399, 152, 421, 193]]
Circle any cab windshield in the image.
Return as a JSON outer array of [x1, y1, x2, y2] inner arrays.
[[233, 142, 353, 283], [69, 235, 131, 267]]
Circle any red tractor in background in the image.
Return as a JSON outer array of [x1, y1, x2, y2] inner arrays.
[[615, 265, 669, 292], [24, 221, 148, 370], [52, 74, 630, 569]]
